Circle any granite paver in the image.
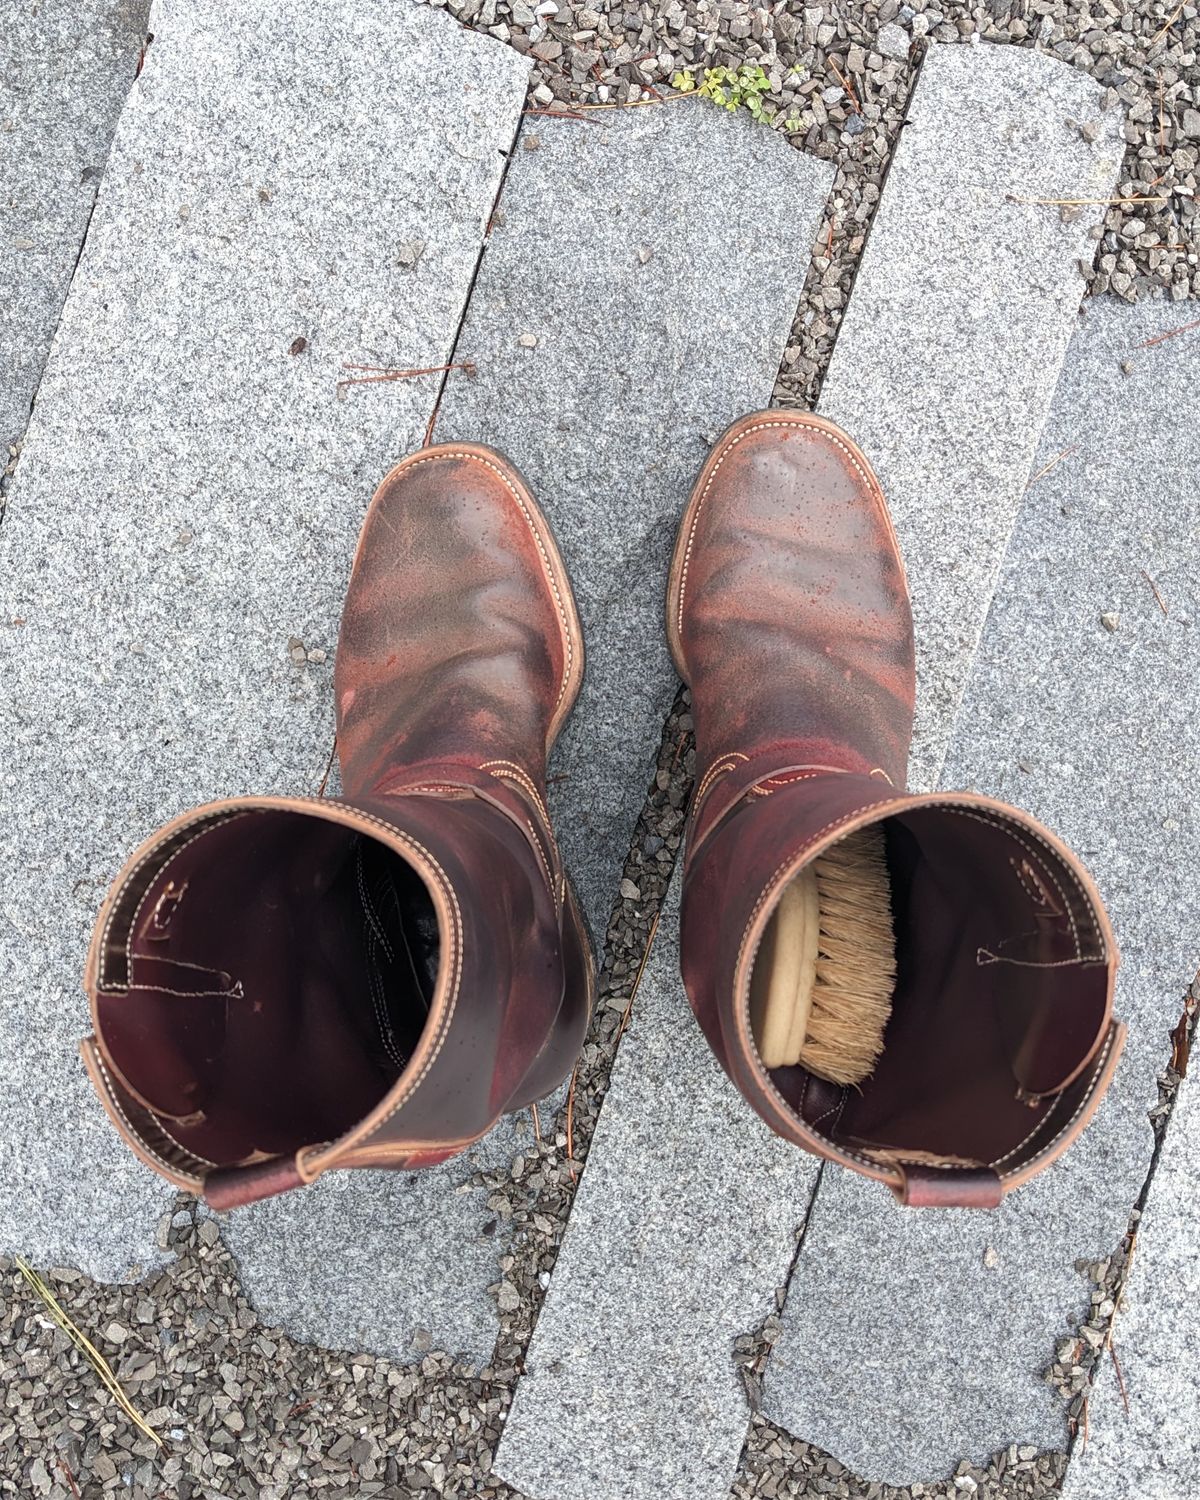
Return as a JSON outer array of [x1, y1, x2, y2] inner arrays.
[[766, 299, 1200, 1481], [816, 41, 1124, 790], [1061, 1073, 1200, 1499], [495, 880, 818, 1500], [0, 0, 530, 1362], [1, 0, 148, 461], [436, 101, 835, 938]]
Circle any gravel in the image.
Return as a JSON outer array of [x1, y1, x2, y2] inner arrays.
[[426, 0, 1198, 408]]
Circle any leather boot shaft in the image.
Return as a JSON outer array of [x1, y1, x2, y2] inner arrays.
[[672, 412, 1122, 1205], [681, 770, 1121, 1206], [82, 789, 586, 1206], [82, 444, 593, 1206]]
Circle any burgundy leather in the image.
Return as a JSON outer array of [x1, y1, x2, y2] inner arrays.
[[670, 412, 1122, 1206], [898, 1165, 1003, 1211], [205, 1156, 306, 1212], [82, 444, 593, 1205]]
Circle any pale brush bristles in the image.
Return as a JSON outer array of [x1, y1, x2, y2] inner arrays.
[[749, 825, 896, 1087], [800, 827, 896, 1085]]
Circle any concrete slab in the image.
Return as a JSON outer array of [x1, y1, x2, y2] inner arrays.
[[435, 101, 835, 939], [0, 0, 531, 1364], [1061, 1074, 1200, 1500], [816, 40, 1124, 791], [1, 0, 148, 459], [765, 299, 1200, 1481], [495, 880, 818, 1500]]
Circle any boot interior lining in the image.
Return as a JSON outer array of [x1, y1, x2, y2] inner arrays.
[[93, 810, 439, 1169], [762, 805, 1111, 1173]]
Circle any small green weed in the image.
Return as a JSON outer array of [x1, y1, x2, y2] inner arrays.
[[671, 63, 806, 132]]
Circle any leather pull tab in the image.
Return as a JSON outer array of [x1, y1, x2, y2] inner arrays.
[[894, 1163, 1003, 1210], [204, 1156, 306, 1211]]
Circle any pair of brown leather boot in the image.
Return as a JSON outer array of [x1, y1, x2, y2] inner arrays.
[[82, 415, 1121, 1211]]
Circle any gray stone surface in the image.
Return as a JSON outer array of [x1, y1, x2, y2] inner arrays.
[[220, 1110, 542, 1361], [1061, 1077, 1200, 1500], [436, 102, 835, 940], [495, 880, 818, 1500], [816, 41, 1124, 791], [766, 299, 1200, 1481], [0, 0, 531, 1362], [1, 0, 148, 460]]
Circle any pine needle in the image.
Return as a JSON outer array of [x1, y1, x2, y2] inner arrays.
[[1005, 193, 1169, 207], [14, 1258, 164, 1448]]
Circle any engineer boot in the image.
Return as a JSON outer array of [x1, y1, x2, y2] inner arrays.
[[82, 444, 594, 1208], [668, 412, 1121, 1208]]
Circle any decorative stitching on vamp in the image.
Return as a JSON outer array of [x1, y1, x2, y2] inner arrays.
[[694, 752, 748, 806], [480, 760, 553, 830]]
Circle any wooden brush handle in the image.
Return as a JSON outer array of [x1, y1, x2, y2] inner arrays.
[[749, 867, 819, 1068]]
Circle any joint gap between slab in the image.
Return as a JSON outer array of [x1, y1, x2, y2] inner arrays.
[[1063, 972, 1200, 1473], [730, 1164, 827, 1459], [804, 41, 930, 414], [425, 99, 529, 449], [0, 62, 136, 525], [596, 682, 693, 973], [471, 691, 694, 1381]]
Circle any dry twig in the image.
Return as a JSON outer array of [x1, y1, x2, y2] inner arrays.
[[1134, 316, 1200, 349], [617, 908, 663, 1043], [1152, 0, 1187, 45], [316, 736, 337, 798], [15, 1258, 163, 1448], [338, 360, 476, 393], [1006, 193, 1169, 207], [564, 1063, 579, 1183], [1169, 992, 1196, 1075], [828, 58, 861, 114], [1108, 1335, 1132, 1417], [1026, 443, 1079, 489], [1142, 568, 1169, 617], [522, 106, 593, 122], [1159, 72, 1167, 156]]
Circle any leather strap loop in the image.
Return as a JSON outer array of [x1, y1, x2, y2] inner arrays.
[[204, 1156, 306, 1211], [893, 1163, 1003, 1210]]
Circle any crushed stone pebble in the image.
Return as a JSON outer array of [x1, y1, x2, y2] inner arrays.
[[430, 0, 1198, 408]]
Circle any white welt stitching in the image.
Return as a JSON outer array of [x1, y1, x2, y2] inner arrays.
[[992, 1029, 1115, 1173], [100, 816, 251, 988]]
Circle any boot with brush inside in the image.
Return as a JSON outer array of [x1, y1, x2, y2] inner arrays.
[[669, 412, 1122, 1208], [81, 445, 594, 1209]]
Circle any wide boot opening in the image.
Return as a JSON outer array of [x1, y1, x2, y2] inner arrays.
[[752, 803, 1112, 1176], [91, 809, 440, 1170]]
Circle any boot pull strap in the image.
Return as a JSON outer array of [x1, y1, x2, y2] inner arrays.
[[892, 1163, 1002, 1210], [204, 1156, 306, 1210]]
